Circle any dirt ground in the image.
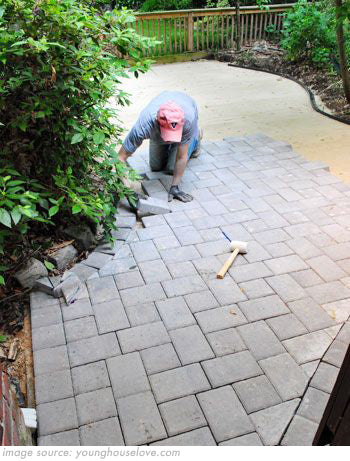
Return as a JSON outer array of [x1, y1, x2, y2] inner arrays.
[[118, 60, 350, 182]]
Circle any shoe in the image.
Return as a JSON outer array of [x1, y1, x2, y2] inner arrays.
[[191, 128, 203, 158]]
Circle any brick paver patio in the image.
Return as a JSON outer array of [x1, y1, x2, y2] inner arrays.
[[31, 134, 350, 446]]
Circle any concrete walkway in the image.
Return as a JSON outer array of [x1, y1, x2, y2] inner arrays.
[[32, 134, 349, 446]]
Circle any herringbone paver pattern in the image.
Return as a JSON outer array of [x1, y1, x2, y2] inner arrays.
[[33, 134, 350, 446]]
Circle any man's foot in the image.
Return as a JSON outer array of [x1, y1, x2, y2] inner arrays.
[[191, 128, 203, 158]]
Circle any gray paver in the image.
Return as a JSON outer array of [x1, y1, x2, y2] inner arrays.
[[120, 282, 166, 307], [233, 375, 282, 413], [114, 270, 144, 290], [151, 427, 216, 446], [337, 322, 350, 343], [118, 391, 166, 445], [230, 262, 272, 283], [68, 333, 120, 367], [237, 321, 285, 360], [250, 399, 300, 446], [259, 353, 308, 400], [131, 240, 160, 263], [87, 276, 119, 304], [31, 305, 62, 329], [195, 305, 247, 333], [37, 398, 78, 436], [160, 245, 201, 263], [306, 281, 350, 304], [286, 237, 322, 259], [83, 251, 112, 269], [35, 369, 73, 405], [288, 297, 335, 331], [281, 415, 318, 446], [166, 261, 197, 278], [79, 417, 124, 446], [159, 395, 206, 436], [61, 298, 93, 321], [219, 433, 262, 446], [202, 350, 262, 387], [323, 339, 348, 368], [239, 279, 274, 299], [32, 323, 66, 351], [291, 269, 323, 288], [184, 290, 219, 313], [206, 328, 246, 356], [156, 297, 196, 330], [99, 256, 137, 277], [266, 274, 306, 302], [93, 299, 130, 334], [322, 299, 350, 323], [207, 277, 247, 304], [71, 361, 110, 395], [34, 345, 69, 376], [76, 387, 117, 425], [297, 387, 330, 423], [238, 295, 289, 322], [307, 255, 347, 282], [162, 274, 207, 298], [140, 343, 181, 375], [124, 302, 160, 327], [170, 325, 214, 364], [149, 364, 210, 403], [192, 255, 222, 279], [197, 386, 254, 442], [64, 316, 98, 342], [266, 314, 308, 340], [117, 321, 170, 353], [265, 255, 308, 275], [39, 430, 80, 446], [310, 362, 339, 393], [107, 352, 150, 398], [283, 331, 333, 364], [138, 259, 171, 283]]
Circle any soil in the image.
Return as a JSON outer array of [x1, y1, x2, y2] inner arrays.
[[215, 42, 350, 122]]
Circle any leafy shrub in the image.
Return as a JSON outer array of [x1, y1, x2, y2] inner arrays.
[[280, 0, 337, 66], [139, 0, 194, 12], [0, 0, 155, 283]]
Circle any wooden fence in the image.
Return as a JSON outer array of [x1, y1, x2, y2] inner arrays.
[[132, 4, 294, 57]]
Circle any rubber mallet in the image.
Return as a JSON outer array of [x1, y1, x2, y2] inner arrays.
[[216, 240, 248, 279]]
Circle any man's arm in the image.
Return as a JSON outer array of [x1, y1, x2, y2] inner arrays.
[[168, 144, 193, 203]]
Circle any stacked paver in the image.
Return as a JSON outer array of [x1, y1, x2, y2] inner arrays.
[[32, 134, 350, 446]]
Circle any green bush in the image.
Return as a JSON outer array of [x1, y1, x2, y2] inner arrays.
[[280, 0, 337, 66], [139, 0, 194, 12], [0, 0, 154, 283]]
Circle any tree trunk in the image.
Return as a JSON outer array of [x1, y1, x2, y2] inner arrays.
[[335, 0, 350, 103], [236, 1, 241, 51]]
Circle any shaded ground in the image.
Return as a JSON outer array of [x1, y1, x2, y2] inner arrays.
[[32, 134, 349, 446], [117, 60, 350, 182]]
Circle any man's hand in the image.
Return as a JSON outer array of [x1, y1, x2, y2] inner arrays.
[[127, 191, 148, 211], [168, 185, 193, 203]]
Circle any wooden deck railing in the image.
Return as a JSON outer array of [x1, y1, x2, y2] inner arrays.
[[131, 4, 294, 57]]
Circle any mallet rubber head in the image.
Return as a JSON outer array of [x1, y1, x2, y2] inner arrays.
[[230, 240, 248, 254]]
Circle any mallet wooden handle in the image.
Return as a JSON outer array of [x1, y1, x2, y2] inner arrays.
[[217, 247, 240, 279]]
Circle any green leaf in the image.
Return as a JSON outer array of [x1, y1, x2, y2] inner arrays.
[[93, 132, 105, 144], [0, 333, 7, 341], [10, 209, 21, 225], [48, 205, 59, 217], [0, 209, 12, 228], [6, 180, 25, 186], [72, 204, 82, 214], [71, 133, 84, 144], [44, 260, 55, 271]]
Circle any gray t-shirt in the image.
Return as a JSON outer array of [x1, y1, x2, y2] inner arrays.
[[123, 91, 199, 154]]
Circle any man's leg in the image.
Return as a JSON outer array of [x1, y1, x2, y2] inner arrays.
[[149, 140, 169, 172]]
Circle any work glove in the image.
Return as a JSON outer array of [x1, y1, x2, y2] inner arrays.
[[168, 185, 193, 203], [127, 191, 147, 211]]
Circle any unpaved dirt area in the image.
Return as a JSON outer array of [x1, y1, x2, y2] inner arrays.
[[118, 60, 350, 182]]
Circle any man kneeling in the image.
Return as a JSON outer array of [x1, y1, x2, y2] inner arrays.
[[118, 91, 201, 203]]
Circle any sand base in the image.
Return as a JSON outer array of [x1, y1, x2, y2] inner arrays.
[[118, 60, 350, 182]]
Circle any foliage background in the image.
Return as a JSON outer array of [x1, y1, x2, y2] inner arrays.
[[0, 0, 154, 284]]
